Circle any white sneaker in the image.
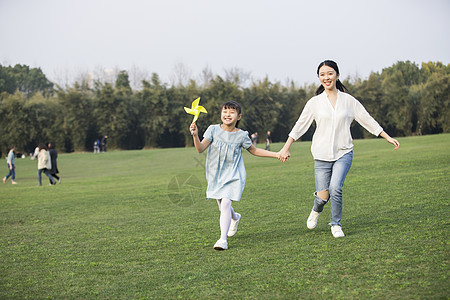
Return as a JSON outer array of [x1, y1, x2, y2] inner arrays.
[[307, 209, 321, 229], [331, 225, 345, 238], [227, 213, 241, 237], [213, 239, 228, 250]]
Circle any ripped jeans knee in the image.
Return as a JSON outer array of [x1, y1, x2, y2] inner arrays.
[[313, 191, 329, 213]]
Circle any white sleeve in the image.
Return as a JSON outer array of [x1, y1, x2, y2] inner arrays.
[[353, 99, 383, 136], [288, 100, 315, 141]]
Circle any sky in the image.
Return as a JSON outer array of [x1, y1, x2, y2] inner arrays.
[[1, 0, 449, 87]]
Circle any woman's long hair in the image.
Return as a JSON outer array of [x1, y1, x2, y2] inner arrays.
[[38, 143, 48, 151], [315, 60, 349, 95]]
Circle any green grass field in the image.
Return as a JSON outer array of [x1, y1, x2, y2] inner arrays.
[[1, 134, 449, 299]]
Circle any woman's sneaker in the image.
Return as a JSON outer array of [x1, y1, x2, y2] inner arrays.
[[227, 213, 241, 237], [213, 239, 228, 250], [307, 209, 321, 229], [331, 225, 345, 238]]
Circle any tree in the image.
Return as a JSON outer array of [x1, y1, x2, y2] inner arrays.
[[0, 64, 54, 97], [272, 83, 308, 142], [0, 93, 35, 153], [137, 73, 169, 148], [351, 73, 384, 138], [57, 81, 95, 151], [93, 81, 135, 149], [115, 70, 132, 94], [242, 78, 283, 139], [24, 93, 63, 152], [380, 61, 422, 136], [419, 71, 450, 134]]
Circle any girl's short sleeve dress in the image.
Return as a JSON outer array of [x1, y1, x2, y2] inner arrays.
[[203, 124, 253, 201]]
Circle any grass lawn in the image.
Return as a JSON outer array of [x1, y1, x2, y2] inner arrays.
[[1, 134, 449, 299]]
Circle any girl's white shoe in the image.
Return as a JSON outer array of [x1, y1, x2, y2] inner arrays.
[[213, 239, 228, 250], [227, 213, 241, 237]]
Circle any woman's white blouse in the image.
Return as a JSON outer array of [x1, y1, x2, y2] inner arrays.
[[289, 91, 383, 161]]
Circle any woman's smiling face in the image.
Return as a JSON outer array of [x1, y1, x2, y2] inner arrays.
[[318, 65, 339, 91]]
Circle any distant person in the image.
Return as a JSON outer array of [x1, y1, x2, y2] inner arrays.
[[31, 146, 39, 160], [37, 143, 57, 186], [279, 60, 399, 238], [251, 132, 258, 146], [3, 145, 17, 184], [93, 139, 100, 154], [265, 130, 272, 151], [101, 135, 108, 152], [190, 101, 282, 250], [48, 142, 61, 184]]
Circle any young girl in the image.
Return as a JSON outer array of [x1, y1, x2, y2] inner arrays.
[[190, 101, 281, 250], [279, 60, 399, 238]]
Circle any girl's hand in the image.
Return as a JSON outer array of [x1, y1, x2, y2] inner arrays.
[[276, 152, 286, 162], [278, 149, 290, 162], [190, 122, 198, 136]]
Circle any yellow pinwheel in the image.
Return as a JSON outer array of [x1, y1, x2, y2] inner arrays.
[[184, 97, 207, 123]]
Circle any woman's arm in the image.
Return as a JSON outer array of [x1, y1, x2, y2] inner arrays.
[[279, 100, 315, 162], [278, 137, 295, 161], [379, 131, 400, 150], [190, 123, 211, 153]]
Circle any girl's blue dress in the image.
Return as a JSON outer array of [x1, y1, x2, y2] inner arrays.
[[203, 124, 253, 201]]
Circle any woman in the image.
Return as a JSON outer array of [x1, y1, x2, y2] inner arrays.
[[48, 142, 60, 184], [37, 143, 57, 186], [279, 60, 399, 238]]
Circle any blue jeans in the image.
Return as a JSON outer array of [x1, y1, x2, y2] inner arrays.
[[5, 164, 15, 181], [313, 151, 353, 226], [38, 169, 55, 186]]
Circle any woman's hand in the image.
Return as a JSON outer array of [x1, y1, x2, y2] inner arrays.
[[380, 131, 400, 150], [387, 137, 400, 150], [278, 149, 290, 162], [278, 137, 294, 162]]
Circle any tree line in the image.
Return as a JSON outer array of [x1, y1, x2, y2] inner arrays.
[[0, 61, 448, 155]]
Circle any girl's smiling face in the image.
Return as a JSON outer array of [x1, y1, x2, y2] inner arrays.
[[318, 65, 339, 91], [221, 107, 241, 127]]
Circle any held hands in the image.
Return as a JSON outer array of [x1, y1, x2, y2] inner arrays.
[[277, 148, 290, 162]]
